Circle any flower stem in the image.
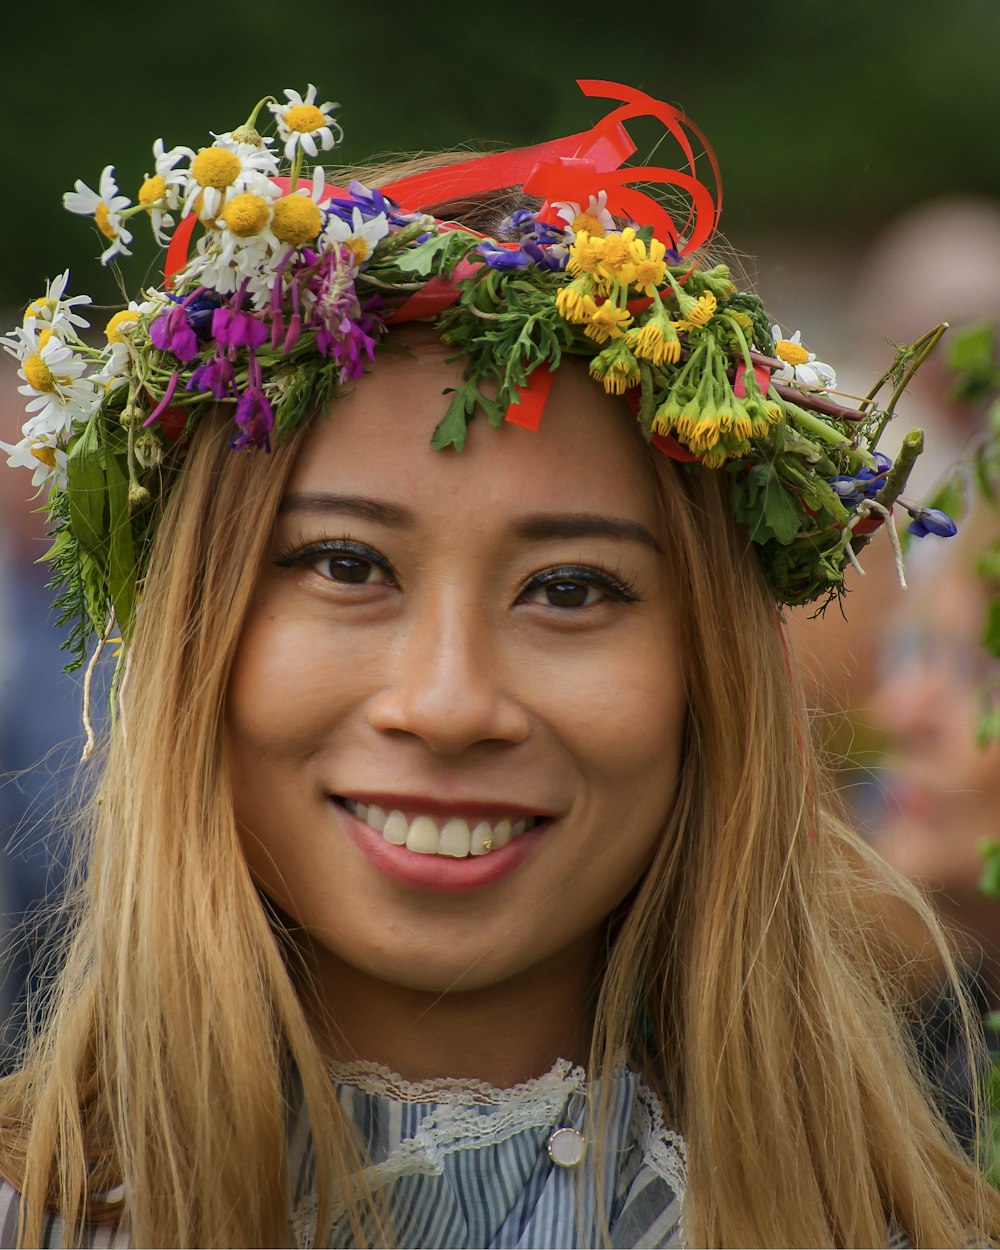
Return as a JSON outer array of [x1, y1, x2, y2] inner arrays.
[[874, 428, 924, 511]]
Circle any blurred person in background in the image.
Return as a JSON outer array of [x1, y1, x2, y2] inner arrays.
[[0, 353, 83, 1062], [873, 502, 1000, 1000], [787, 196, 1000, 832], [869, 500, 1000, 1141]]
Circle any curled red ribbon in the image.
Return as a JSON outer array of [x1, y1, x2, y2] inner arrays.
[[162, 80, 723, 445]]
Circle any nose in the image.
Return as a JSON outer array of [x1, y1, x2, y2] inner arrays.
[[366, 589, 531, 756]]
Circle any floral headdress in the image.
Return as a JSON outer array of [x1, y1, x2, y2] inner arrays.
[[3, 79, 954, 685]]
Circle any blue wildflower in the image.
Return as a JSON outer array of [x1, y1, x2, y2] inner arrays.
[[476, 240, 533, 271], [907, 506, 958, 538], [828, 452, 893, 506]]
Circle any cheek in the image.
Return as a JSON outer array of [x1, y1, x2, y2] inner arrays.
[[226, 595, 374, 762], [531, 626, 686, 804]]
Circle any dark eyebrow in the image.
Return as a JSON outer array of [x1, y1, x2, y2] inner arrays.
[[278, 492, 415, 527], [279, 495, 663, 555], [516, 513, 664, 556]]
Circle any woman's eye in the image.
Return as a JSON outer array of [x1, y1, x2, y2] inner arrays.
[[275, 540, 394, 587], [317, 554, 385, 585], [534, 579, 603, 609], [521, 567, 638, 610]]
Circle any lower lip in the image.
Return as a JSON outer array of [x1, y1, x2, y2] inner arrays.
[[334, 800, 548, 893]]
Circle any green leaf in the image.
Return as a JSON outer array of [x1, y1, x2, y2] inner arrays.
[[104, 448, 137, 636], [984, 597, 1000, 662], [67, 416, 108, 561], [980, 837, 1000, 898], [741, 462, 803, 545], [431, 386, 474, 451]]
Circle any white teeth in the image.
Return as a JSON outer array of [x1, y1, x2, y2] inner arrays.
[[406, 815, 440, 855], [439, 819, 472, 858], [491, 819, 512, 850], [469, 820, 495, 856], [382, 810, 409, 845], [340, 799, 540, 858]]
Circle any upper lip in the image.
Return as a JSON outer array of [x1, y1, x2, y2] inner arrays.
[[334, 792, 554, 819]]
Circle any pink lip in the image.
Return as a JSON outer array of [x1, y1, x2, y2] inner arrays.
[[333, 799, 549, 893]]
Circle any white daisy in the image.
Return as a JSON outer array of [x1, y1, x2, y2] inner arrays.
[[181, 135, 279, 222], [93, 299, 156, 392], [63, 166, 134, 264], [320, 207, 389, 269], [22, 270, 92, 333], [770, 325, 837, 391], [0, 426, 69, 491], [269, 85, 342, 161], [15, 326, 101, 435], [551, 190, 615, 238], [183, 179, 283, 298], [138, 139, 194, 244]]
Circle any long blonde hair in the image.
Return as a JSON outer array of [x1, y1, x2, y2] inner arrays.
[[1, 162, 999, 1248]]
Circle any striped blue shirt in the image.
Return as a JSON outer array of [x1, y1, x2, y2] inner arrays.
[[0, 1060, 686, 1247]]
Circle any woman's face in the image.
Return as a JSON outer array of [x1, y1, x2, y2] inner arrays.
[[225, 340, 686, 1004]]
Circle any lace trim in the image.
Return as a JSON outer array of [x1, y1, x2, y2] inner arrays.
[[327, 1055, 586, 1106], [294, 1061, 688, 1248]]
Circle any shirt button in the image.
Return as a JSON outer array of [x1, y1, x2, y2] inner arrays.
[[546, 1127, 585, 1168]]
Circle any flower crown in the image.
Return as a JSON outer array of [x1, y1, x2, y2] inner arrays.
[[3, 79, 954, 682]]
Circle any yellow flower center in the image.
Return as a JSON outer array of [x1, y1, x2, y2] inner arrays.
[[272, 196, 323, 246], [24, 353, 56, 393], [191, 147, 243, 190], [775, 339, 809, 366], [284, 103, 327, 134], [94, 201, 117, 240], [571, 210, 605, 237], [600, 234, 631, 268], [222, 193, 273, 238], [24, 296, 52, 321], [105, 309, 139, 344], [139, 174, 166, 207], [567, 236, 603, 278], [633, 258, 666, 289], [31, 443, 57, 468], [344, 236, 370, 265]]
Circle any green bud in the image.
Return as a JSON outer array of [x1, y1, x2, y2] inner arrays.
[[134, 430, 164, 468], [119, 403, 146, 430]]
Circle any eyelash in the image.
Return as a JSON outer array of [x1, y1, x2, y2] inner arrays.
[[274, 536, 396, 585], [273, 537, 642, 607]]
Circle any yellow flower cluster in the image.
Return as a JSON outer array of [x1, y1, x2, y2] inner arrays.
[[558, 228, 696, 378]]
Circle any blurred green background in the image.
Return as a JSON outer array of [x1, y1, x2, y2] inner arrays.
[[4, 0, 1000, 316]]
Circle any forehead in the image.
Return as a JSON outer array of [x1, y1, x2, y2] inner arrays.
[[286, 338, 665, 528]]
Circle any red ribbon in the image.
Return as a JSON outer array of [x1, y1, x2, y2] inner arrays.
[[504, 364, 555, 431], [162, 79, 723, 440]]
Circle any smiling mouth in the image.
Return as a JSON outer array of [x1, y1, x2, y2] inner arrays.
[[336, 798, 542, 858]]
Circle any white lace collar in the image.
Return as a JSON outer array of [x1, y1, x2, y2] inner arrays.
[[291, 1057, 687, 1248]]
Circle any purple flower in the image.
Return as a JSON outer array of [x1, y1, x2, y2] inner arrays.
[[188, 354, 236, 399], [907, 506, 958, 538], [230, 387, 275, 452], [212, 305, 269, 350], [324, 180, 401, 228], [150, 307, 199, 362]]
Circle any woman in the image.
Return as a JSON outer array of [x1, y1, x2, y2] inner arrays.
[[0, 80, 995, 1247]]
